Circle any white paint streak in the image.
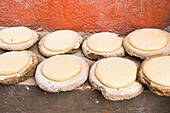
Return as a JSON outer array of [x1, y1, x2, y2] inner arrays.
[[95, 99, 99, 104], [25, 86, 30, 90], [140, 0, 143, 22], [8, 87, 15, 97]]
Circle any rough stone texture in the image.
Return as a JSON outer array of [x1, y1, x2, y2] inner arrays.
[[0, 0, 169, 35], [0, 26, 170, 112]]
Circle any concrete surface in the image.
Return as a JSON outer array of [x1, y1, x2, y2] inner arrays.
[[0, 85, 170, 113]]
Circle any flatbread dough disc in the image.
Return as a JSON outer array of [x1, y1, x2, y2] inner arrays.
[[95, 57, 137, 88], [42, 56, 81, 82], [87, 32, 122, 53], [0, 27, 33, 44], [44, 30, 77, 52], [143, 56, 170, 87], [129, 30, 168, 51], [0, 52, 30, 75]]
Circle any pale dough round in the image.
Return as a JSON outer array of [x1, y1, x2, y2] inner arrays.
[[95, 57, 137, 88], [87, 32, 122, 53], [129, 30, 168, 51], [0, 27, 33, 44], [0, 52, 30, 75], [42, 56, 81, 82], [143, 56, 170, 87], [44, 30, 77, 52]]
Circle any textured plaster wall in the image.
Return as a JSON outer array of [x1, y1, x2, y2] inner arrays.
[[0, 0, 169, 35]]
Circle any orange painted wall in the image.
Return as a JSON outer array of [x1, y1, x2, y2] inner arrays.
[[0, 0, 169, 35]]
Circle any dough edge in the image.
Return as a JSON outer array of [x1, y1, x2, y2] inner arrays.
[[123, 29, 170, 59], [35, 55, 89, 92], [89, 58, 144, 101], [0, 30, 38, 50], [138, 55, 170, 96], [38, 32, 83, 57], [0, 51, 39, 84], [82, 38, 125, 61]]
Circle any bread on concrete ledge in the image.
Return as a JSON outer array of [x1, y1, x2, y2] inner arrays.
[[138, 55, 170, 96], [0, 26, 38, 50], [0, 51, 38, 84], [89, 57, 144, 101], [38, 30, 83, 57], [35, 55, 89, 92], [123, 28, 170, 59], [82, 32, 125, 60]]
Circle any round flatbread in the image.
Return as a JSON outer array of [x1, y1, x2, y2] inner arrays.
[[0, 52, 30, 75], [129, 29, 168, 51], [44, 30, 77, 52], [87, 32, 122, 53], [143, 56, 170, 87], [0, 27, 33, 44], [95, 57, 137, 88], [42, 55, 81, 82]]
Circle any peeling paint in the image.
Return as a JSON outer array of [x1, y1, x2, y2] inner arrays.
[[35, 27, 43, 31], [15, 0, 22, 2], [25, 4, 29, 9], [16, 19, 20, 22], [27, 24, 31, 27]]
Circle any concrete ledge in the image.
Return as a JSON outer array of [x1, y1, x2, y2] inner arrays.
[[0, 85, 170, 113]]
